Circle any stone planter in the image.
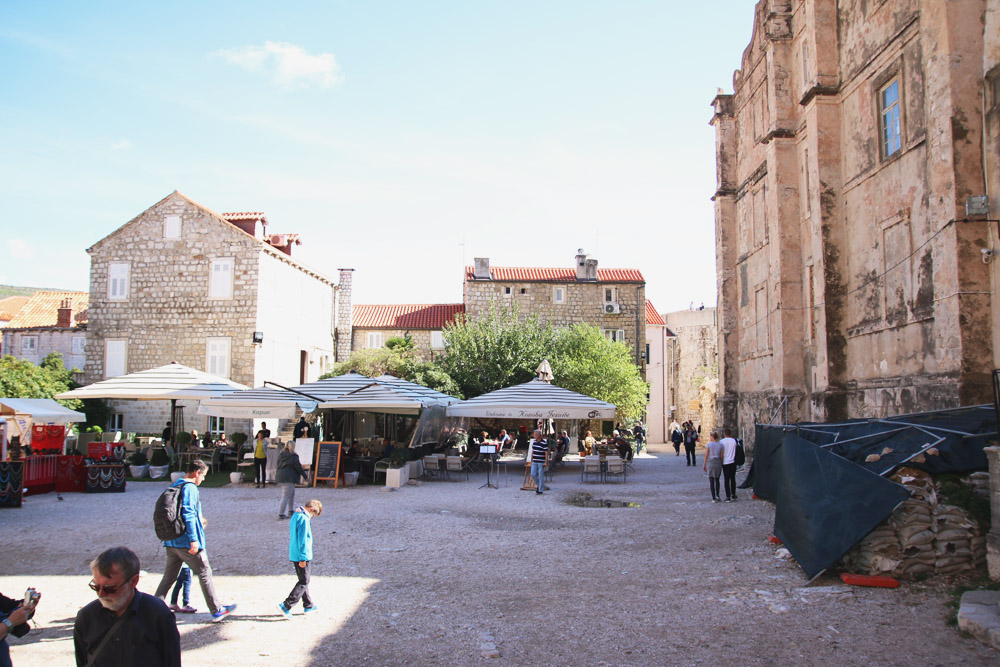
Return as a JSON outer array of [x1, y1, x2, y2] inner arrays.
[[170, 472, 185, 483], [129, 464, 148, 478], [149, 465, 170, 479], [229, 472, 243, 485], [385, 465, 409, 489]]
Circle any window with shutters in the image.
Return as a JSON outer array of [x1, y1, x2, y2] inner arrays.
[[164, 215, 181, 239], [206, 337, 231, 378], [553, 287, 565, 303], [209, 258, 234, 299], [21, 336, 37, 354], [105, 340, 127, 378], [431, 331, 445, 349], [72, 336, 85, 355], [366, 332, 383, 349], [108, 262, 130, 300], [603, 329, 626, 343]]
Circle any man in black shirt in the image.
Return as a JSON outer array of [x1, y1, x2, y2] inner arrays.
[[74, 546, 180, 667], [292, 417, 311, 440]]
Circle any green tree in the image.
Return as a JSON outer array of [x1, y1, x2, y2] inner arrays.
[[320, 335, 461, 397], [0, 353, 81, 409], [549, 324, 649, 421], [437, 301, 554, 399]]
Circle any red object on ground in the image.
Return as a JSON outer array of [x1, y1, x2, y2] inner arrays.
[[768, 536, 783, 544], [840, 573, 900, 588]]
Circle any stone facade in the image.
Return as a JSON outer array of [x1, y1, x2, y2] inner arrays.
[[84, 191, 341, 435], [662, 308, 720, 430], [463, 252, 647, 370], [713, 0, 999, 443]]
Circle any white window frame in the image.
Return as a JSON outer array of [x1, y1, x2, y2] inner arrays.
[[206, 337, 231, 378], [71, 336, 86, 355], [553, 287, 565, 304], [879, 77, 902, 159], [107, 413, 124, 431], [163, 215, 181, 239], [603, 329, 626, 343], [503, 286, 512, 297], [604, 287, 618, 303], [20, 335, 37, 354], [209, 257, 234, 300], [366, 332, 383, 349], [431, 331, 445, 349], [208, 416, 226, 436], [108, 262, 130, 300], [105, 340, 127, 378]]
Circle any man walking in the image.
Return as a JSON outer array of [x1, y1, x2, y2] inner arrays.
[[153, 460, 237, 622], [633, 421, 645, 454], [74, 546, 180, 666], [720, 428, 739, 502], [528, 429, 549, 495]]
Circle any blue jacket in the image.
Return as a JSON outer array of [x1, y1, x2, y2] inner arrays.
[[288, 507, 313, 562], [164, 479, 206, 551]]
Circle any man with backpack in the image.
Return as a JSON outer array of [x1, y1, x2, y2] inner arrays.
[[720, 428, 740, 503], [153, 460, 237, 622]]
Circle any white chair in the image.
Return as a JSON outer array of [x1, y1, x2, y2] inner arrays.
[[422, 456, 441, 479], [581, 455, 603, 483], [445, 456, 467, 480], [605, 456, 626, 483]]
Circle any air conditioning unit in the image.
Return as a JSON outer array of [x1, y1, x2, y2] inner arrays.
[[604, 303, 621, 314]]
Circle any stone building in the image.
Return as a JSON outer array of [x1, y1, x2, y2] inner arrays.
[[351, 303, 465, 361], [0, 291, 89, 373], [464, 251, 647, 369], [662, 307, 720, 432], [84, 190, 349, 435], [712, 0, 1000, 441]]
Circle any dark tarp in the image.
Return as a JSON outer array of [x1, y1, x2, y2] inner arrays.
[[752, 404, 996, 580]]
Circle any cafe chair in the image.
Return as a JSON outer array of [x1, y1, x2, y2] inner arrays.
[[422, 456, 441, 479], [581, 455, 603, 483], [445, 456, 467, 480], [203, 447, 222, 474], [236, 453, 254, 481], [373, 458, 391, 484], [605, 455, 627, 483]]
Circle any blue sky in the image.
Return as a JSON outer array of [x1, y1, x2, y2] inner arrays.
[[0, 1, 755, 314]]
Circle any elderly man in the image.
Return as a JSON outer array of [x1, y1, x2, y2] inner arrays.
[[73, 546, 180, 667], [528, 429, 549, 495]]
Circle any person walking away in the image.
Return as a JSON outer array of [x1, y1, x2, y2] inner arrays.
[[720, 428, 739, 502], [528, 430, 549, 495], [278, 499, 323, 618], [703, 430, 724, 503], [670, 424, 683, 456], [75, 546, 180, 666], [253, 422, 270, 488], [276, 442, 309, 520], [153, 460, 237, 622], [293, 417, 311, 440], [633, 421, 645, 454], [168, 565, 196, 613], [683, 423, 699, 466]]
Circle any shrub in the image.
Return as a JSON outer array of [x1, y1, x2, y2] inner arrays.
[[130, 451, 148, 466], [230, 432, 248, 448], [149, 448, 170, 467]]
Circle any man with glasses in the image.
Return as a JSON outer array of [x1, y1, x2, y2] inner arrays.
[[73, 546, 180, 666], [153, 460, 237, 622]]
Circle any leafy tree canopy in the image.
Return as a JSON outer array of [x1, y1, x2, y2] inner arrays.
[[321, 336, 461, 397], [0, 353, 82, 410]]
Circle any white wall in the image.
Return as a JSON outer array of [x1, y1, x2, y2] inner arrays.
[[645, 323, 669, 443], [254, 253, 336, 388]]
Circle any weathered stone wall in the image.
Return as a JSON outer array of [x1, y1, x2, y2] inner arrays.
[[714, 0, 997, 446], [1, 328, 86, 371], [350, 328, 442, 362], [663, 308, 719, 428], [336, 269, 354, 362]]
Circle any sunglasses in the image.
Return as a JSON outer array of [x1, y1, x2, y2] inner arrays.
[[89, 577, 133, 595]]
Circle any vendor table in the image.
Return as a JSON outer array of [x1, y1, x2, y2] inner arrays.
[[85, 464, 126, 493], [0, 461, 24, 508]]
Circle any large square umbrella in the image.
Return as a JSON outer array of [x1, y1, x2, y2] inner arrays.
[[445, 379, 616, 420]]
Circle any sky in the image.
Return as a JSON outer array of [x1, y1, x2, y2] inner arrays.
[[0, 1, 756, 314]]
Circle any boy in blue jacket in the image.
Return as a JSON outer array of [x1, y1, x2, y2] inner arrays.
[[278, 499, 323, 618]]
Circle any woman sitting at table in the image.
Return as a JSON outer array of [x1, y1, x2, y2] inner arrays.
[[582, 431, 597, 456], [215, 433, 229, 448]]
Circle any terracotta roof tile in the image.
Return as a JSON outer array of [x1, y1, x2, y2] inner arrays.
[[464, 266, 644, 283], [645, 299, 666, 325], [353, 304, 464, 329], [0, 296, 31, 322], [5, 291, 89, 329], [220, 212, 267, 222]]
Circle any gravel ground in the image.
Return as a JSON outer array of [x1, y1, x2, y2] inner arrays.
[[2, 442, 997, 666]]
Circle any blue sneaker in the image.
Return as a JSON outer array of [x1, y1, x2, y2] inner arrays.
[[277, 602, 293, 619], [303, 605, 319, 614], [211, 604, 236, 623]]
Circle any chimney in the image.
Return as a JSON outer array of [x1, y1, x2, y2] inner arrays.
[[57, 299, 73, 328], [575, 249, 593, 281], [585, 258, 598, 281], [335, 268, 355, 362], [473, 257, 491, 280]]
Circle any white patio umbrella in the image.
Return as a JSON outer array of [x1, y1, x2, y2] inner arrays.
[[319, 381, 459, 415], [198, 386, 317, 420], [445, 378, 616, 420]]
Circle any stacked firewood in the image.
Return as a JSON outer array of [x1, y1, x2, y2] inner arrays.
[[841, 467, 986, 578]]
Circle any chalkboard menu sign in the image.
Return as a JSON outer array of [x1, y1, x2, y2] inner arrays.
[[313, 441, 342, 488]]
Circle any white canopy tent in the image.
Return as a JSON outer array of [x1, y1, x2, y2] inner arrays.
[[445, 379, 616, 420], [319, 381, 460, 415], [0, 398, 87, 424], [198, 386, 317, 420]]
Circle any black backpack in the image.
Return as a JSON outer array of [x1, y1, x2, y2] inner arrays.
[[734, 439, 746, 466], [153, 482, 187, 541]]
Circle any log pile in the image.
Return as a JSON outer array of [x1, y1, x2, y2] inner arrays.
[[841, 467, 987, 579]]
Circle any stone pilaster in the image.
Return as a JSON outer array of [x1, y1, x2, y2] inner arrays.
[[336, 268, 354, 361]]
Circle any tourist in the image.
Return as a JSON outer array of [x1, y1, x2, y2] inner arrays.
[[278, 499, 324, 619], [683, 422, 699, 466], [153, 460, 237, 622], [253, 422, 270, 488], [583, 430, 597, 456], [528, 429, 549, 495], [557, 430, 570, 459], [720, 428, 739, 502], [161, 420, 172, 447], [1, 588, 38, 666], [293, 417, 311, 440], [169, 565, 195, 613], [74, 546, 180, 666], [703, 430, 724, 503], [276, 441, 309, 520], [633, 420, 646, 454], [670, 423, 683, 456]]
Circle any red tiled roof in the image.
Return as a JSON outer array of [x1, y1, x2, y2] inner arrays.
[[353, 304, 465, 329], [645, 299, 665, 325], [220, 212, 267, 222], [5, 291, 89, 329], [0, 296, 31, 322], [464, 266, 644, 283]]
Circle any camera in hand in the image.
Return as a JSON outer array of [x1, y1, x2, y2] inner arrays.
[[9, 588, 40, 638]]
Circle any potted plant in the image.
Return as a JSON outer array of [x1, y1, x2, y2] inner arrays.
[[148, 448, 170, 479], [129, 451, 149, 478], [385, 448, 412, 488], [174, 431, 193, 451]]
